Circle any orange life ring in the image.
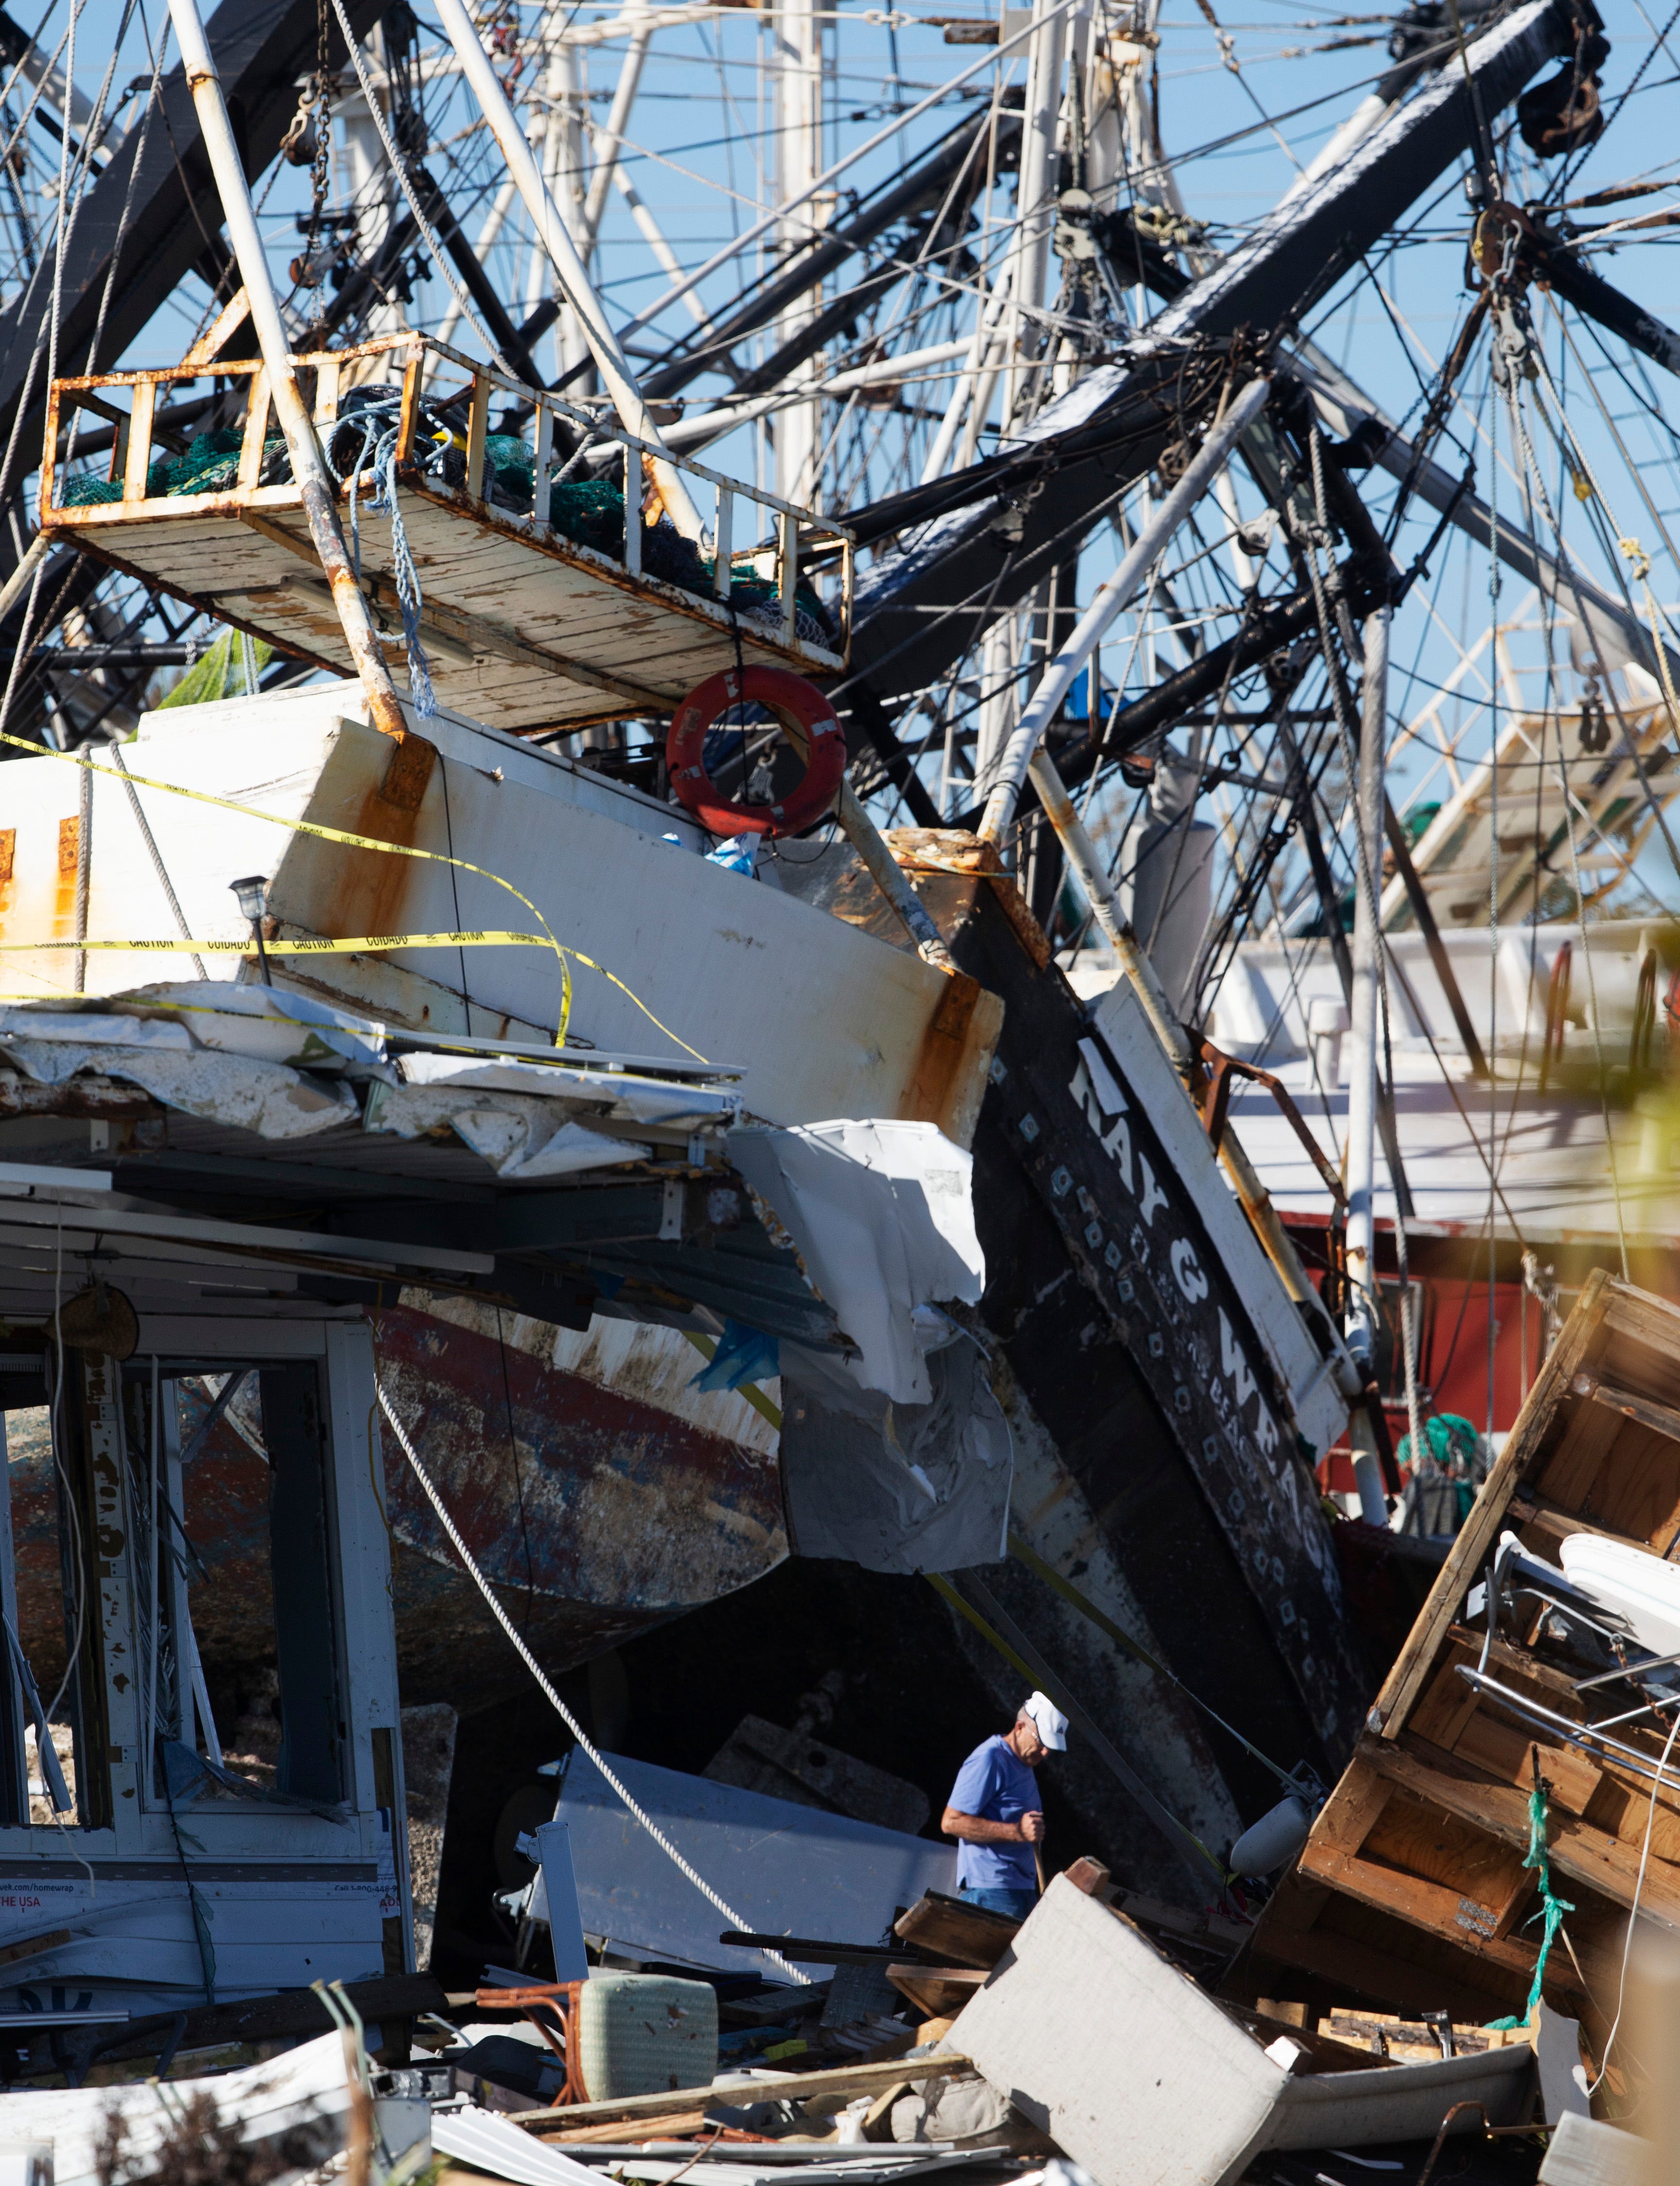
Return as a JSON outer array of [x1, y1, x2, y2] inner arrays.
[[667, 666, 846, 837]]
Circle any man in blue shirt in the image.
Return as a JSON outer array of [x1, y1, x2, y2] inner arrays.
[[940, 1692, 1068, 1922]]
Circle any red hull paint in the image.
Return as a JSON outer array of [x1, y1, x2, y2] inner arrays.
[[1283, 1213, 1680, 1489]]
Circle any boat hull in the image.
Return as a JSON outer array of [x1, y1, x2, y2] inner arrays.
[[4, 1304, 786, 1709]]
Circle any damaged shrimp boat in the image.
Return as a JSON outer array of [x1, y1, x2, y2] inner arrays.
[[0, 297, 1371, 1894], [0, 0, 1653, 1947]]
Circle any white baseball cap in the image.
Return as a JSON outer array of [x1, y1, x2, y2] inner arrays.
[[1022, 1691, 1068, 1751]]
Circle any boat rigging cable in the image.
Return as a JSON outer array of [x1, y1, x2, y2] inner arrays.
[[1497, 353, 1631, 1274], [326, 0, 517, 386], [372, 1380, 814, 1985]]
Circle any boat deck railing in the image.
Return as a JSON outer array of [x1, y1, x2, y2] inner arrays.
[[40, 330, 853, 666]]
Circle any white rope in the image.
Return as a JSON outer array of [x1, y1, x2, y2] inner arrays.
[[373, 1380, 811, 1984]]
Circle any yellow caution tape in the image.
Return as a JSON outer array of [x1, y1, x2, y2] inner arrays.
[[0, 931, 558, 956], [0, 726, 707, 1061]]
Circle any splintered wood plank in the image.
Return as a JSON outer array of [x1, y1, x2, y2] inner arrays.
[[1578, 1753, 1680, 1867], [1590, 1379, 1680, 1448], [1322, 2009, 1511, 2059], [1480, 1629, 1592, 1707], [885, 1964, 987, 2017], [1239, 1919, 1526, 2023], [1372, 1735, 1680, 1926], [1564, 1416, 1680, 1548], [1375, 1271, 1614, 1740], [1600, 1290, 1680, 1383], [1451, 1713, 1604, 1816], [1411, 1647, 1482, 1754], [1358, 1783, 1531, 1915], [1508, 1491, 1625, 1560], [1307, 1759, 1396, 1857], [893, 1890, 1020, 1968], [513, 2055, 970, 2131], [1295, 1841, 1550, 1987]]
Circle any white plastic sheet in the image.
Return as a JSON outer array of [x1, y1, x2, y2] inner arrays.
[[366, 1081, 649, 1177], [779, 1336, 1012, 1574], [555, 1748, 955, 1981], [727, 1121, 983, 1404]]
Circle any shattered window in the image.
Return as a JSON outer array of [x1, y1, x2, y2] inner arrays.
[[0, 1357, 347, 1832], [172, 1363, 347, 1807]]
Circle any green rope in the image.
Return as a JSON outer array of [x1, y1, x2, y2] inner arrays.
[[1520, 1774, 1574, 2021]]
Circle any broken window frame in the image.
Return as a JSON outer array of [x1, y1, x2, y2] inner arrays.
[[0, 1324, 414, 1987]]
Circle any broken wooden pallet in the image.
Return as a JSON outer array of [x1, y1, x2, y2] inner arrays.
[[1230, 1272, 1680, 2054]]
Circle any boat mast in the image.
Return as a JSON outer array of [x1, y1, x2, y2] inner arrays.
[[334, 25, 408, 342], [1344, 604, 1391, 1526], [164, 0, 414, 746], [774, 0, 825, 508], [431, 0, 704, 539]]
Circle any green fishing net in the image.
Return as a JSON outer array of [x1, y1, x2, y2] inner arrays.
[[61, 416, 836, 638], [61, 426, 292, 506]]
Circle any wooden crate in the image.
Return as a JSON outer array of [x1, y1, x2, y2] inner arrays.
[[1233, 1272, 1680, 2054]]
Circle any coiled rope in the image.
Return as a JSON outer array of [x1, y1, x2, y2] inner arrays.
[[373, 1380, 809, 1985]]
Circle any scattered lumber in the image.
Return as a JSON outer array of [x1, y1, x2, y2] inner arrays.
[[954, 1875, 1534, 2186], [1320, 2009, 1531, 2061], [508, 2052, 974, 2133], [883, 1964, 987, 2017], [1231, 1273, 1680, 2058], [548, 2112, 711, 2143]]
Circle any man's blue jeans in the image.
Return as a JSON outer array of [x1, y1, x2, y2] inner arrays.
[[959, 1884, 1038, 1921]]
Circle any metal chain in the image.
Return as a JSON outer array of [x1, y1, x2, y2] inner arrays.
[[300, 0, 334, 325]]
